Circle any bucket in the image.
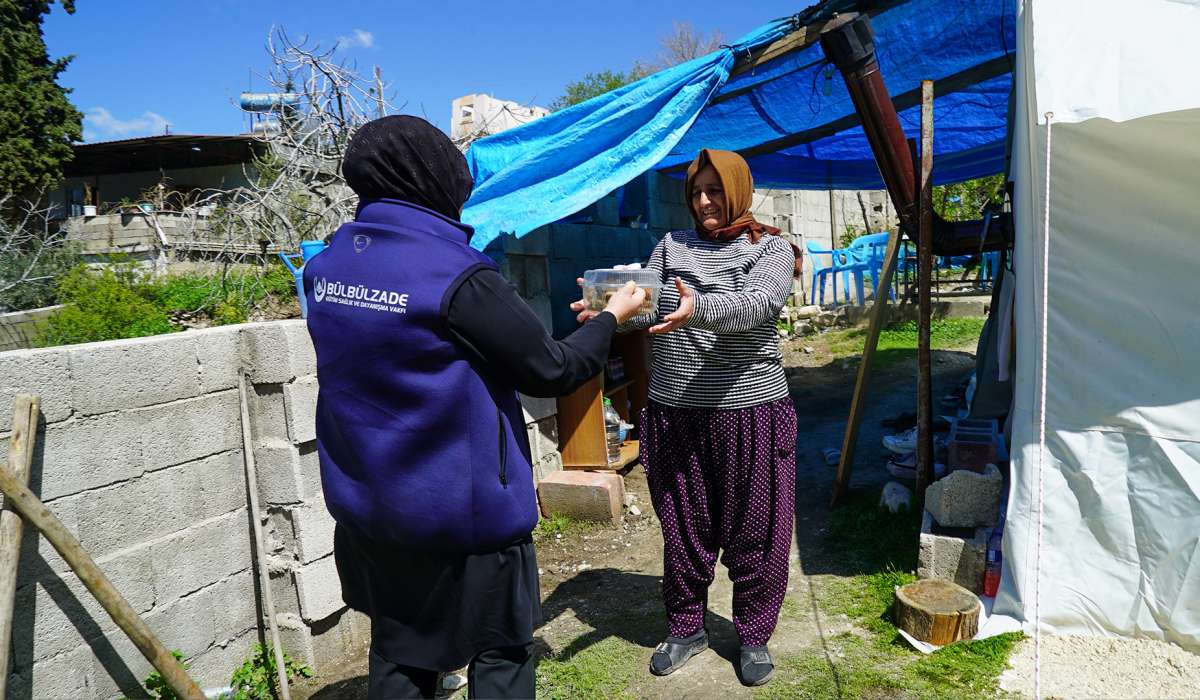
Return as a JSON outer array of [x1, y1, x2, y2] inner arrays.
[[279, 240, 327, 318]]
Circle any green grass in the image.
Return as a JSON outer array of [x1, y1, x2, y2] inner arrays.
[[535, 488, 1022, 700], [532, 514, 606, 541], [759, 489, 1023, 699], [535, 636, 641, 700], [826, 317, 985, 367]]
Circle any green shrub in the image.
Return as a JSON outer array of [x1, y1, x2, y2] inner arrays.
[[141, 650, 188, 700], [34, 266, 175, 346], [229, 643, 313, 700]]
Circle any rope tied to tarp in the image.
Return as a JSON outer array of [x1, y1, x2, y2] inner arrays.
[[1034, 110, 1054, 700]]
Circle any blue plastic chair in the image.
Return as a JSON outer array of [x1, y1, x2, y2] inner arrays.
[[844, 232, 895, 302], [806, 240, 870, 306]]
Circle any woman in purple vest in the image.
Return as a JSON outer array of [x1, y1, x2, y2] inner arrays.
[[573, 149, 802, 687], [305, 116, 646, 699]]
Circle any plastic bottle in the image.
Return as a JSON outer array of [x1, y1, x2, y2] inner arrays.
[[603, 397, 622, 465], [983, 526, 1003, 596]]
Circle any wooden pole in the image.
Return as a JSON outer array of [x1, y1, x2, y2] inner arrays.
[[915, 80, 936, 507], [0, 453, 203, 699], [831, 228, 906, 505], [238, 373, 291, 700], [0, 395, 39, 696]]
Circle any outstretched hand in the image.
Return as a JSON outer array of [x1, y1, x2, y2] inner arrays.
[[648, 277, 695, 334]]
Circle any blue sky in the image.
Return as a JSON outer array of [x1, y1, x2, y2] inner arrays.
[[44, 1, 803, 143]]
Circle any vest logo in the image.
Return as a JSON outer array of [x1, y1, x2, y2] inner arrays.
[[312, 277, 408, 315], [353, 234, 371, 253]]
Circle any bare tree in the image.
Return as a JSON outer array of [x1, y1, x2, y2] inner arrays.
[[0, 192, 76, 312], [655, 21, 725, 69], [200, 28, 396, 252]]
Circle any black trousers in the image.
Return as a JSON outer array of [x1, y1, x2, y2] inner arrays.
[[367, 643, 535, 699]]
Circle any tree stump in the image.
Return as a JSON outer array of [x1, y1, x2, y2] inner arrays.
[[894, 579, 980, 645]]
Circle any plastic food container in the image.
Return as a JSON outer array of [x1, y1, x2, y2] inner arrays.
[[581, 268, 662, 315]]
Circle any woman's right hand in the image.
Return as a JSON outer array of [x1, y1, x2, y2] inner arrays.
[[570, 279, 646, 325]]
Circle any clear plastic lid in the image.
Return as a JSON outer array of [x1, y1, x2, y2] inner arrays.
[[582, 268, 663, 288]]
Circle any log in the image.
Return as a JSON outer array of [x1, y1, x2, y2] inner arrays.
[[894, 579, 980, 645], [0, 394, 39, 698], [0, 455, 204, 699]]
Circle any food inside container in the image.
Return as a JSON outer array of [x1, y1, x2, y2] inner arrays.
[[581, 268, 662, 315]]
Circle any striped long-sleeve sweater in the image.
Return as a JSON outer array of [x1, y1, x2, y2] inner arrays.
[[623, 229, 796, 410]]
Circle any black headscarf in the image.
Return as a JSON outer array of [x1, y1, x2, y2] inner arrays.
[[342, 115, 474, 221]]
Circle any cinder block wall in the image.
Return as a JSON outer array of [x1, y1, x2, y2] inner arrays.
[[0, 319, 561, 698]]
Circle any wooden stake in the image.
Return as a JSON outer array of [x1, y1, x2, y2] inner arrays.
[[915, 80, 936, 507], [0, 394, 39, 697], [0, 443, 203, 699], [831, 227, 905, 505], [238, 373, 292, 700]]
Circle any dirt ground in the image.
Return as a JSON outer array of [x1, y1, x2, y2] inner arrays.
[[294, 333, 981, 699]]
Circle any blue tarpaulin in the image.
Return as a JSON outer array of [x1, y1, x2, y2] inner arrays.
[[463, 0, 1015, 250]]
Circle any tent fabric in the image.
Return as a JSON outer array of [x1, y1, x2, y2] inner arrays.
[[461, 18, 796, 251], [462, 0, 1015, 249], [997, 0, 1200, 651]]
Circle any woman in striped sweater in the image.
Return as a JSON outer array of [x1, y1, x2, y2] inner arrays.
[[574, 149, 801, 687]]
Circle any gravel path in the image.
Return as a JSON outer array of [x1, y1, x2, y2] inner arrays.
[[1000, 635, 1200, 699]]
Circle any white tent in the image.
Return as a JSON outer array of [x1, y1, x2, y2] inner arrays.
[[997, 0, 1200, 650]]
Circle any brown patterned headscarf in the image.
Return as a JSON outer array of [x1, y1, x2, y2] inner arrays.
[[685, 149, 803, 277]]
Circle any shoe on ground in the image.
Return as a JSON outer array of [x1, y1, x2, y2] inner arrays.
[[887, 452, 917, 481], [738, 645, 775, 686], [650, 630, 708, 676], [883, 427, 918, 454]]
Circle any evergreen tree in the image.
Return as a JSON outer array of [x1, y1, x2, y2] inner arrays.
[[0, 1, 83, 197]]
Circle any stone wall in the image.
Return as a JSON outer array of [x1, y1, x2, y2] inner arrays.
[[0, 320, 565, 698], [0, 306, 60, 353]]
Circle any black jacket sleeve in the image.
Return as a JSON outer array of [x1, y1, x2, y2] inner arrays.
[[445, 268, 617, 398]]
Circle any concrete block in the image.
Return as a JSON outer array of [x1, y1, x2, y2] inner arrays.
[[86, 631, 158, 700], [13, 529, 165, 666], [518, 393, 557, 423], [918, 510, 987, 593], [502, 226, 551, 256], [149, 509, 252, 602], [309, 607, 371, 671], [925, 463, 1002, 528], [12, 643, 94, 700], [537, 470, 625, 524], [137, 391, 242, 473], [250, 382, 290, 442], [241, 320, 316, 384], [291, 496, 336, 564], [34, 412, 146, 501], [193, 324, 244, 393], [60, 451, 245, 561], [255, 438, 321, 505], [68, 333, 202, 415], [283, 375, 318, 444], [526, 416, 559, 464], [294, 554, 345, 623], [179, 628, 259, 690], [146, 569, 258, 659], [0, 346, 73, 432], [532, 452, 563, 485], [298, 442, 321, 499]]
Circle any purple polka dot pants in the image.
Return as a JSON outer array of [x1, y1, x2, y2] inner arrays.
[[641, 398, 797, 647]]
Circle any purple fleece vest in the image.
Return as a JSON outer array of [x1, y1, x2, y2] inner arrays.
[[304, 199, 536, 552]]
